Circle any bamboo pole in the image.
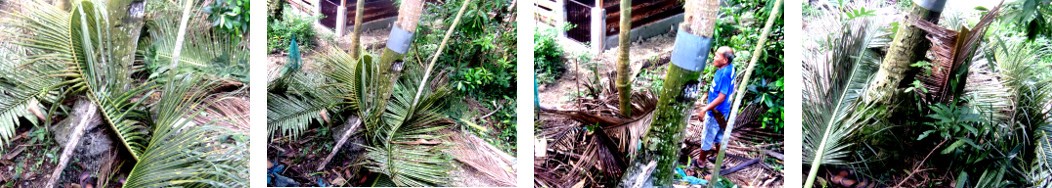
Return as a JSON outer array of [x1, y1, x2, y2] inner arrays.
[[710, 0, 782, 184], [616, 0, 632, 117], [617, 0, 718, 186], [413, 0, 473, 107]]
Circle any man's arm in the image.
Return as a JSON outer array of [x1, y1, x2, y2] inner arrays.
[[706, 93, 726, 112], [698, 93, 726, 117]]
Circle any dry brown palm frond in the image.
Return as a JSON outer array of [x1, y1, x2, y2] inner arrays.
[[913, 1, 1003, 103], [193, 93, 250, 132], [446, 131, 516, 187]]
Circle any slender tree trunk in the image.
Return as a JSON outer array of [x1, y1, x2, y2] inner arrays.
[[616, 0, 632, 117], [349, 0, 366, 59], [710, 0, 781, 183], [317, 116, 361, 171], [862, 0, 945, 107], [617, 0, 718, 186], [46, 99, 99, 188]]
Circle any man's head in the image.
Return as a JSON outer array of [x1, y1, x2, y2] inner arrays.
[[713, 46, 734, 68]]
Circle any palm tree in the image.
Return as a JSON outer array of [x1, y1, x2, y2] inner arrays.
[[803, 1, 1052, 186], [862, 0, 946, 109], [615, 0, 632, 117], [266, 0, 475, 186], [1, 0, 249, 186], [618, 0, 719, 186]]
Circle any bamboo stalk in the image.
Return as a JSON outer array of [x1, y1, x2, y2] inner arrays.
[[616, 0, 632, 117], [413, 0, 474, 107], [711, 0, 781, 184]]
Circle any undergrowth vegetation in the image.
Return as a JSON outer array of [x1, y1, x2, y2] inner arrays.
[[267, 5, 317, 53], [408, 0, 518, 153], [534, 25, 566, 84], [803, 0, 1052, 187]]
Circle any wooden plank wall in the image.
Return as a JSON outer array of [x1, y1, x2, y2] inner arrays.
[[600, 0, 683, 36], [535, 0, 559, 26], [561, 0, 683, 43], [317, 0, 399, 29]]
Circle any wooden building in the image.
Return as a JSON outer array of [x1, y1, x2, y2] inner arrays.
[[536, 0, 685, 53]]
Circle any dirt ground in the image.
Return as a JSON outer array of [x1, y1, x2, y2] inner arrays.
[[538, 33, 676, 110], [268, 26, 391, 82], [536, 33, 784, 187]]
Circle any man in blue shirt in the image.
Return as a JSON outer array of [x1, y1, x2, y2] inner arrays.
[[696, 46, 735, 168]]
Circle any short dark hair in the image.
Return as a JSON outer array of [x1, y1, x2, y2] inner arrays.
[[722, 51, 735, 64]]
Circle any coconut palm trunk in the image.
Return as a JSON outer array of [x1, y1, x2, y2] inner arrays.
[[616, 0, 632, 117], [375, 0, 424, 111], [319, 0, 418, 171], [862, 0, 945, 106], [617, 0, 718, 186], [349, 0, 366, 58]]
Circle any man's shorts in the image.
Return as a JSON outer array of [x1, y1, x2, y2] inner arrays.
[[700, 114, 724, 151]]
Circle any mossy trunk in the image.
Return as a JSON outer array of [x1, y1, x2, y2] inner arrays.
[[616, 0, 632, 117], [350, 0, 366, 59], [617, 0, 718, 186], [862, 0, 944, 107], [375, 0, 424, 111]]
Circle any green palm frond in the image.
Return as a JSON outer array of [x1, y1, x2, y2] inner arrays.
[[362, 70, 452, 186], [319, 50, 378, 129], [802, 17, 882, 188], [92, 83, 154, 160], [125, 76, 245, 187], [267, 92, 333, 139], [1034, 124, 1052, 186], [991, 36, 1052, 128], [0, 47, 62, 147], [142, 18, 249, 82], [267, 63, 342, 139], [14, 0, 152, 160]]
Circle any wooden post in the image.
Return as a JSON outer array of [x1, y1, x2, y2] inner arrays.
[[617, 0, 718, 186], [556, 0, 567, 38], [313, 0, 323, 26], [590, 1, 605, 55], [335, 0, 347, 36]]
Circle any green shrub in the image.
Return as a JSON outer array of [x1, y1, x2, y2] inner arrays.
[[405, 0, 518, 153], [205, 0, 250, 38], [268, 5, 317, 53], [535, 25, 566, 84]]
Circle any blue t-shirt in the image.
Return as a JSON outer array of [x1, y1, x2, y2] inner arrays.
[[707, 64, 735, 118]]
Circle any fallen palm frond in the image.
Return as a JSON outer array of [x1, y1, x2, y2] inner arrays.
[[446, 131, 516, 187], [912, 2, 1002, 104], [802, 16, 883, 188], [0, 0, 249, 186], [125, 76, 247, 187]]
